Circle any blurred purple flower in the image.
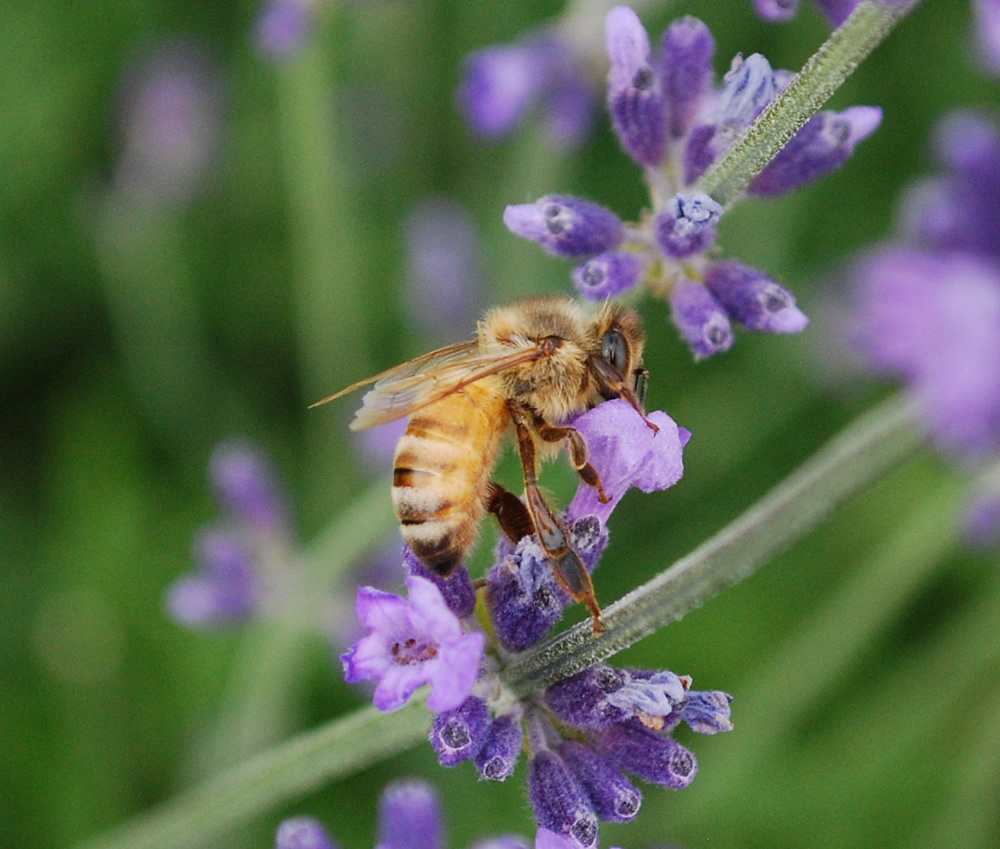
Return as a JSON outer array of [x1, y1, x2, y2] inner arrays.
[[975, 0, 1000, 75], [111, 42, 223, 207], [403, 197, 485, 338], [166, 529, 261, 626], [341, 576, 485, 712], [961, 474, 1000, 548], [210, 438, 290, 533], [254, 0, 316, 61], [852, 248, 1000, 458], [377, 780, 443, 849], [276, 817, 339, 849], [753, 0, 859, 25], [459, 32, 595, 150]]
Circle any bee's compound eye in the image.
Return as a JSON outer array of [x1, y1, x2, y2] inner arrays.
[[601, 328, 629, 374]]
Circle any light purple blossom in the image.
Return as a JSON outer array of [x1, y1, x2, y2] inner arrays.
[[341, 576, 485, 712], [459, 33, 595, 150], [567, 400, 690, 525], [975, 0, 1000, 75], [753, 0, 859, 25], [705, 261, 809, 333], [166, 529, 261, 626], [852, 248, 1000, 457], [275, 817, 339, 849], [377, 780, 443, 849], [210, 438, 289, 533], [503, 196, 624, 257]]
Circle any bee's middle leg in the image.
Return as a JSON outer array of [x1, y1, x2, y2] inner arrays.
[[536, 422, 610, 504]]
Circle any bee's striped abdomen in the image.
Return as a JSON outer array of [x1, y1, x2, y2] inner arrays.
[[391, 383, 506, 575]]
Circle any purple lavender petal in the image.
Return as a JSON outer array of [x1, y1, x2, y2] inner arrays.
[[852, 248, 1000, 457], [534, 831, 578, 849], [750, 107, 881, 196], [275, 817, 339, 849], [377, 780, 442, 849], [528, 750, 599, 849], [669, 279, 733, 359], [654, 192, 723, 259], [340, 577, 485, 712], [504, 196, 624, 257], [753, 0, 802, 20], [254, 0, 314, 61], [682, 123, 718, 185], [567, 400, 688, 524], [705, 261, 809, 333], [571, 251, 646, 300], [210, 438, 289, 532], [605, 670, 687, 718], [605, 6, 667, 166], [660, 16, 715, 140], [429, 696, 492, 766]]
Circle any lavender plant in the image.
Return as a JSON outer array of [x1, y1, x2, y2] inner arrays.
[[36, 2, 1000, 849]]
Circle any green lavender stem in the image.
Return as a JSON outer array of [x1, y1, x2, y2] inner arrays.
[[696, 0, 919, 207], [74, 394, 925, 849]]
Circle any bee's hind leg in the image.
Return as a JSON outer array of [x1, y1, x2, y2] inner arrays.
[[536, 422, 610, 504]]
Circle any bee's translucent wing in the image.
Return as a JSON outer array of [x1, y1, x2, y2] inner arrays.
[[350, 343, 547, 430], [308, 339, 480, 410]]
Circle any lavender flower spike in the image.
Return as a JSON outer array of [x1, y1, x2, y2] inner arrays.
[[504, 196, 624, 257], [654, 192, 723, 259], [606, 5, 667, 166], [705, 261, 809, 333], [341, 576, 485, 713]]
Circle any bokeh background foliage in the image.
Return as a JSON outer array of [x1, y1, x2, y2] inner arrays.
[[2, 1, 998, 848]]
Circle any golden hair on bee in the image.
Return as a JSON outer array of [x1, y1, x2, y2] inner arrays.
[[311, 296, 653, 632]]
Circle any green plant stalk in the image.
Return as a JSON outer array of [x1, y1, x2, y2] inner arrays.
[[75, 698, 430, 849], [695, 0, 919, 207], [502, 393, 924, 693]]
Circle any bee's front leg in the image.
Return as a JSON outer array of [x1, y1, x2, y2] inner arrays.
[[535, 421, 610, 504]]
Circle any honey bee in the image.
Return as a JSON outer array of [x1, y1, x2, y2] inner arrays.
[[311, 296, 653, 631]]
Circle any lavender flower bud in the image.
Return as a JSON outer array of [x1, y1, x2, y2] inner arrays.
[[504, 196, 624, 257], [605, 669, 688, 719], [668, 280, 733, 359], [705, 261, 808, 333], [210, 438, 288, 532], [660, 17, 715, 140], [403, 546, 477, 620], [750, 107, 882, 196], [377, 780, 442, 849], [558, 741, 641, 823], [654, 192, 723, 259], [598, 721, 698, 789], [429, 696, 492, 766], [528, 750, 600, 849], [486, 537, 567, 652], [680, 689, 734, 734], [545, 665, 630, 729], [276, 817, 339, 849], [814, 0, 861, 27], [475, 714, 523, 781], [572, 252, 646, 300], [682, 123, 718, 185], [605, 6, 667, 166]]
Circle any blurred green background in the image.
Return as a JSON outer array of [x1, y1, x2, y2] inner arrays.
[[3, 0, 998, 847]]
